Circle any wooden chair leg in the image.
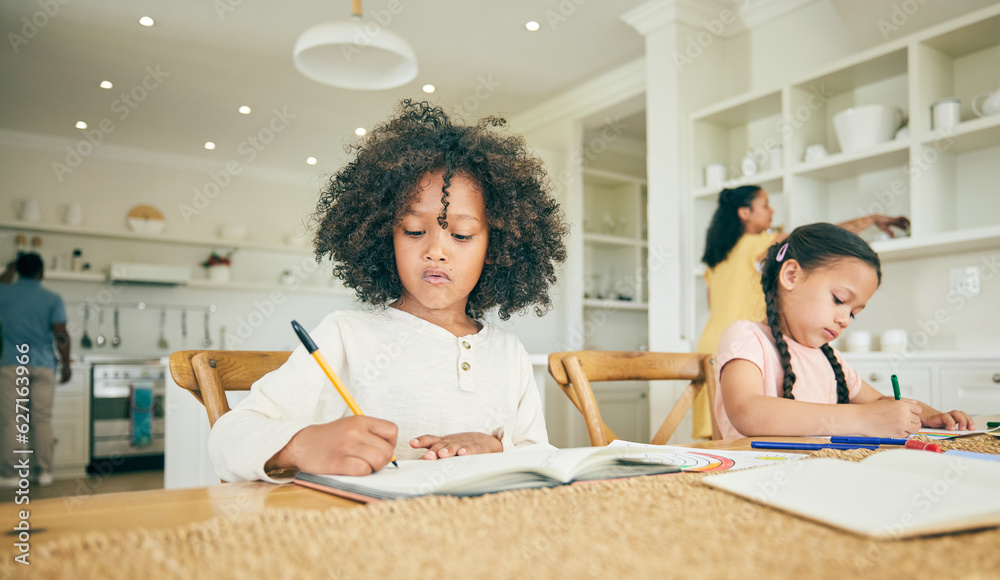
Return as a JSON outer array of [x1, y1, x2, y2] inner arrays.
[[702, 356, 722, 441], [563, 355, 610, 447], [651, 381, 703, 445], [192, 353, 231, 428]]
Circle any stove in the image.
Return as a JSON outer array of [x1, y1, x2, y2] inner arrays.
[[90, 359, 166, 464]]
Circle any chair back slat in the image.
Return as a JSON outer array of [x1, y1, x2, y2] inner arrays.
[[568, 351, 705, 383], [168, 350, 291, 427], [547, 350, 720, 444]]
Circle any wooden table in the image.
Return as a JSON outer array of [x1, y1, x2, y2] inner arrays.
[[1, 437, 827, 548]]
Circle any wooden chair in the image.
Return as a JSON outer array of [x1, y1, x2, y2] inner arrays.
[[548, 351, 721, 446], [168, 350, 291, 427]]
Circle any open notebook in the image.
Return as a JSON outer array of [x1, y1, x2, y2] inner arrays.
[[294, 445, 680, 502], [703, 449, 1000, 539]]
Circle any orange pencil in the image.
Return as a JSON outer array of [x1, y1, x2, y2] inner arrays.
[[291, 320, 397, 467]]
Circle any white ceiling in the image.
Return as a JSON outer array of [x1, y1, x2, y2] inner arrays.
[[4, 0, 997, 179], [0, 0, 650, 175]]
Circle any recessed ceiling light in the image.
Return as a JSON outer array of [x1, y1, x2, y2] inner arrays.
[[525, 21, 540, 32], [139, 16, 155, 27], [306, 157, 318, 165], [75, 121, 87, 129], [422, 84, 435, 94], [238, 105, 251, 115], [99, 80, 113, 89], [355, 128, 366, 136], [204, 141, 216, 150]]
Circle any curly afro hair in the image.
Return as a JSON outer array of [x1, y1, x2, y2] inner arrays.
[[313, 100, 568, 321]]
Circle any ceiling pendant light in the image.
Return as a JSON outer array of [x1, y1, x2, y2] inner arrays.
[[293, 0, 417, 91]]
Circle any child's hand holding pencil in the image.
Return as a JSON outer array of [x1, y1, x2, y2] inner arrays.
[[265, 416, 398, 476], [263, 321, 400, 476]]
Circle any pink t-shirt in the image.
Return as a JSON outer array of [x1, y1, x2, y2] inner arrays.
[[714, 320, 863, 439]]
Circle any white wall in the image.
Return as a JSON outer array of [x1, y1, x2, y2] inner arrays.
[[849, 249, 1000, 352]]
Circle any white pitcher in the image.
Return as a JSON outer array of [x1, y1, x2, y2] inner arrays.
[[64, 202, 84, 226], [18, 199, 40, 222], [972, 87, 1000, 118]]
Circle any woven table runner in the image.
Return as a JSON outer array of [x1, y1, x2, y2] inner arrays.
[[4, 435, 998, 580]]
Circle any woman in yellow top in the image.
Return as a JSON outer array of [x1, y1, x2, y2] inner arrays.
[[691, 185, 909, 439]]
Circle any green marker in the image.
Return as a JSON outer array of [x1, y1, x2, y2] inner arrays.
[[891, 374, 901, 400]]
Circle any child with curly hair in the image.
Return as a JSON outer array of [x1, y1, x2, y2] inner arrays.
[[714, 223, 972, 438], [209, 100, 569, 482]]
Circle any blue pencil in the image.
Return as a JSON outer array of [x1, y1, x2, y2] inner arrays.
[[830, 436, 907, 445], [750, 441, 879, 451]]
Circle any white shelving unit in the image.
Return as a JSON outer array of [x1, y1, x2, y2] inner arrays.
[[686, 5, 1000, 341], [581, 168, 649, 351]]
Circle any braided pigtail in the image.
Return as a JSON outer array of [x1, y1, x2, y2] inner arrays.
[[820, 344, 850, 403], [760, 242, 796, 399]]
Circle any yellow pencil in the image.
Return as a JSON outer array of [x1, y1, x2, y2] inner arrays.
[[291, 320, 397, 467]]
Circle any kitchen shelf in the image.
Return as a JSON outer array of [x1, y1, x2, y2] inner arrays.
[[43, 267, 349, 297], [583, 233, 649, 247], [872, 224, 1000, 261], [582, 298, 648, 311], [186, 279, 352, 297], [583, 167, 647, 185], [0, 220, 313, 256], [789, 140, 909, 181], [691, 169, 783, 198], [691, 89, 782, 126], [918, 115, 1000, 154], [47, 270, 107, 282]]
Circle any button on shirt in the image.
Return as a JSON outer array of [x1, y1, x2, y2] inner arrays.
[[0, 278, 67, 369]]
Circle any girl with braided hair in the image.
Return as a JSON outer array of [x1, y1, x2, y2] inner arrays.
[[713, 223, 972, 439], [693, 186, 909, 439]]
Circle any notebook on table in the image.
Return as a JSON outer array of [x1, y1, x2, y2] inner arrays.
[[294, 445, 681, 502], [703, 449, 1000, 539]]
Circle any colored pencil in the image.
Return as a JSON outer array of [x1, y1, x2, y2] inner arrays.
[[750, 441, 878, 451]]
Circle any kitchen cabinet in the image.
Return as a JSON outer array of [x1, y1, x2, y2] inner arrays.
[[938, 365, 1000, 414], [51, 362, 90, 479], [686, 5, 1000, 339], [843, 352, 1000, 417], [849, 363, 933, 405]]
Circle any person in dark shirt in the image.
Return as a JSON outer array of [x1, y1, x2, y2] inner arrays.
[[0, 253, 71, 487]]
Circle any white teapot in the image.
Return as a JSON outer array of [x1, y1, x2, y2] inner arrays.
[[972, 87, 1000, 118]]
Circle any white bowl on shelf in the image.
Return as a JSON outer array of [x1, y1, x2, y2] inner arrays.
[[126, 217, 165, 234], [832, 104, 903, 153]]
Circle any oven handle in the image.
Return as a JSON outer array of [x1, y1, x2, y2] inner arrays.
[[93, 385, 133, 398]]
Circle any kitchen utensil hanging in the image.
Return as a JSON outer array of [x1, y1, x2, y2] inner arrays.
[[202, 310, 212, 347], [95, 306, 106, 347], [80, 305, 92, 349], [111, 307, 121, 347], [157, 309, 169, 350], [181, 310, 188, 345]]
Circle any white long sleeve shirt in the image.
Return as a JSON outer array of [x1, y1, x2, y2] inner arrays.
[[208, 308, 549, 482]]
